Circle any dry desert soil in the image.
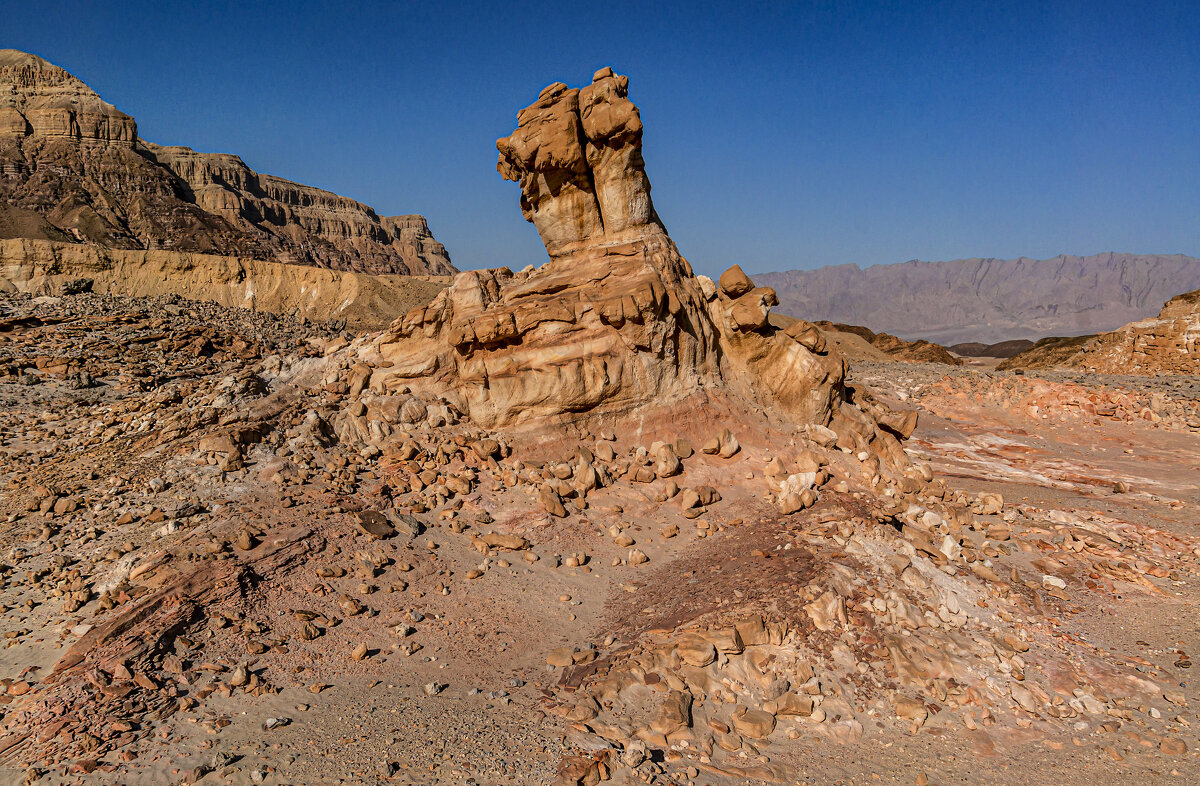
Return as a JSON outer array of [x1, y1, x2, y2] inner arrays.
[[0, 292, 1197, 786]]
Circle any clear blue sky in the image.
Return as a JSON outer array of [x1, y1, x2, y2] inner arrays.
[[7, 1, 1199, 276]]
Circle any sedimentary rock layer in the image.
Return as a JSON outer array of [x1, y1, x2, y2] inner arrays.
[[0, 238, 447, 330], [358, 68, 912, 476], [0, 49, 454, 276], [1000, 287, 1200, 374]]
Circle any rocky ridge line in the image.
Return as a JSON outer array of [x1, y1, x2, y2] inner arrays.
[[0, 48, 455, 276]]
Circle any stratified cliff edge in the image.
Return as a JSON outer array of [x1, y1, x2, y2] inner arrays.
[[999, 286, 1200, 375], [0, 49, 455, 276]]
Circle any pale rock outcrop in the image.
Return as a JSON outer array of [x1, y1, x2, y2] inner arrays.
[[0, 237, 447, 330], [362, 67, 912, 463], [1001, 287, 1200, 375], [494, 67, 661, 257], [0, 49, 136, 144]]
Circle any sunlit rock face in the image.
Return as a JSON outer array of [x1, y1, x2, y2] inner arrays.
[[0, 49, 455, 275], [365, 66, 909, 471]]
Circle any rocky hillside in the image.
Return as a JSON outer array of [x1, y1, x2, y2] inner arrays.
[[948, 339, 1035, 358], [3, 68, 1197, 786], [759, 253, 1200, 345], [1000, 286, 1200, 375], [0, 49, 455, 276], [814, 322, 961, 365]]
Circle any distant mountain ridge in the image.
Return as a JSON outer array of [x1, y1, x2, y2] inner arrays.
[[0, 49, 455, 276], [758, 253, 1200, 345]]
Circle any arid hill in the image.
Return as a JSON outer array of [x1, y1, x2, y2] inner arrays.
[[948, 339, 1035, 358], [0, 49, 454, 276], [771, 314, 961, 366], [813, 321, 961, 365], [760, 253, 1200, 345], [1000, 286, 1200, 374]]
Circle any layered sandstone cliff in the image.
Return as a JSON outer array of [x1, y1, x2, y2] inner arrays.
[[1000, 287, 1200, 374], [141, 144, 453, 275], [0, 49, 454, 276], [357, 68, 913, 466], [0, 237, 447, 330]]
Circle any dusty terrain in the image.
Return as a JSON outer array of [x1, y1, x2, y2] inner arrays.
[[1, 67, 1197, 786], [1, 294, 1197, 785]]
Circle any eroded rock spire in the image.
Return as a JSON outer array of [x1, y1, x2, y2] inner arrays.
[[366, 66, 912, 465], [496, 67, 662, 257]]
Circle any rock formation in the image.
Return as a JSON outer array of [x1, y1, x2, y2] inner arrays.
[[0, 49, 454, 276], [141, 144, 453, 275], [493, 70, 660, 257], [1000, 286, 1200, 374], [760, 253, 1200, 345], [361, 68, 910, 465], [0, 237, 448, 330]]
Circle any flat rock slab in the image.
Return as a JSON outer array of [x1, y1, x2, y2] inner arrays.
[[353, 511, 395, 540]]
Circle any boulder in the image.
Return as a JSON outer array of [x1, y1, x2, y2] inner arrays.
[[732, 707, 776, 739], [675, 634, 717, 667], [718, 264, 754, 298]]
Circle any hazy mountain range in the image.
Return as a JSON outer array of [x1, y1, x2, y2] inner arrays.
[[758, 253, 1200, 345]]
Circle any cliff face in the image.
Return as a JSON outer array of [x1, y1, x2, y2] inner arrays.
[[0, 49, 136, 143], [759, 253, 1200, 345], [141, 144, 454, 275], [0, 49, 455, 276], [0, 237, 449, 330]]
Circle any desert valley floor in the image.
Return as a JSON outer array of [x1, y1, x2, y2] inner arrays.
[[0, 291, 1197, 785]]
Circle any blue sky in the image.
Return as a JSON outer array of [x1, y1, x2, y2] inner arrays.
[[7, 0, 1199, 277]]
